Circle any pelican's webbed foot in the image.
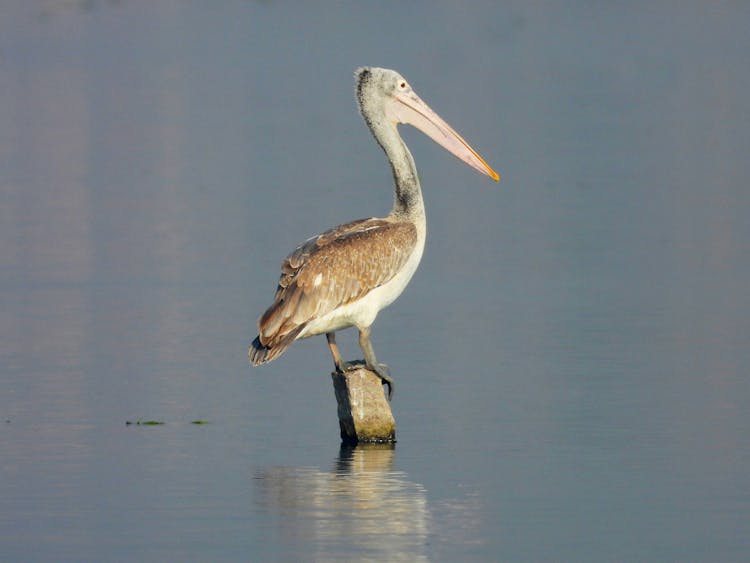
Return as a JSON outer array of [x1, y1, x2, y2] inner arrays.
[[334, 360, 357, 373], [357, 326, 395, 401], [368, 362, 394, 401], [328, 329, 395, 401]]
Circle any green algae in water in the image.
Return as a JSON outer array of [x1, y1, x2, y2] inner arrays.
[[126, 420, 165, 426]]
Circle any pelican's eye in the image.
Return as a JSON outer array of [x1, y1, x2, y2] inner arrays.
[[398, 80, 409, 91]]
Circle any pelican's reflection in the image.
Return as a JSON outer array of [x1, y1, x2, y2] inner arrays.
[[254, 445, 429, 561]]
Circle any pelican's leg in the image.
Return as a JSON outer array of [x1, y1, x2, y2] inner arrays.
[[357, 326, 394, 401], [326, 332, 355, 373]]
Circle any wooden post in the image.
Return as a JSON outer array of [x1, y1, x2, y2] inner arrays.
[[331, 364, 396, 445]]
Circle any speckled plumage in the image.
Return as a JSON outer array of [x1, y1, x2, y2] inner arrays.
[[249, 218, 418, 364]]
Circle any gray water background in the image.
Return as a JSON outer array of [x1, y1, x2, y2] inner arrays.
[[1, 1, 749, 561]]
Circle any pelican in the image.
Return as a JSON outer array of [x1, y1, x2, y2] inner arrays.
[[249, 67, 499, 399]]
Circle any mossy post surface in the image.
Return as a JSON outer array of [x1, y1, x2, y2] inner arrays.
[[331, 366, 396, 445]]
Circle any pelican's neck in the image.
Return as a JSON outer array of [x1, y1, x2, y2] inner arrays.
[[361, 109, 425, 222], [355, 67, 426, 223]]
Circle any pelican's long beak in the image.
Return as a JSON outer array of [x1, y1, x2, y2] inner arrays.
[[387, 89, 500, 182]]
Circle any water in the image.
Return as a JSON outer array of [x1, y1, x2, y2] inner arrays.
[[2, 1, 750, 560]]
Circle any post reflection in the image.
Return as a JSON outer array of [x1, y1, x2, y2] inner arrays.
[[254, 445, 429, 561]]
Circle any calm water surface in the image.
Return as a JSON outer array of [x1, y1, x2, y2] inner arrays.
[[2, 1, 750, 561]]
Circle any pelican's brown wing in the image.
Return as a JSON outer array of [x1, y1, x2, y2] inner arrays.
[[249, 218, 417, 364]]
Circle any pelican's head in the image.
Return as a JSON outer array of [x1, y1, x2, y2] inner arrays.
[[355, 67, 499, 182]]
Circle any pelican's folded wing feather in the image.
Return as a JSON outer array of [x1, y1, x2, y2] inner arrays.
[[257, 218, 417, 347]]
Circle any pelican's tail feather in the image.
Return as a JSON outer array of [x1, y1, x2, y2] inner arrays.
[[248, 326, 304, 366]]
